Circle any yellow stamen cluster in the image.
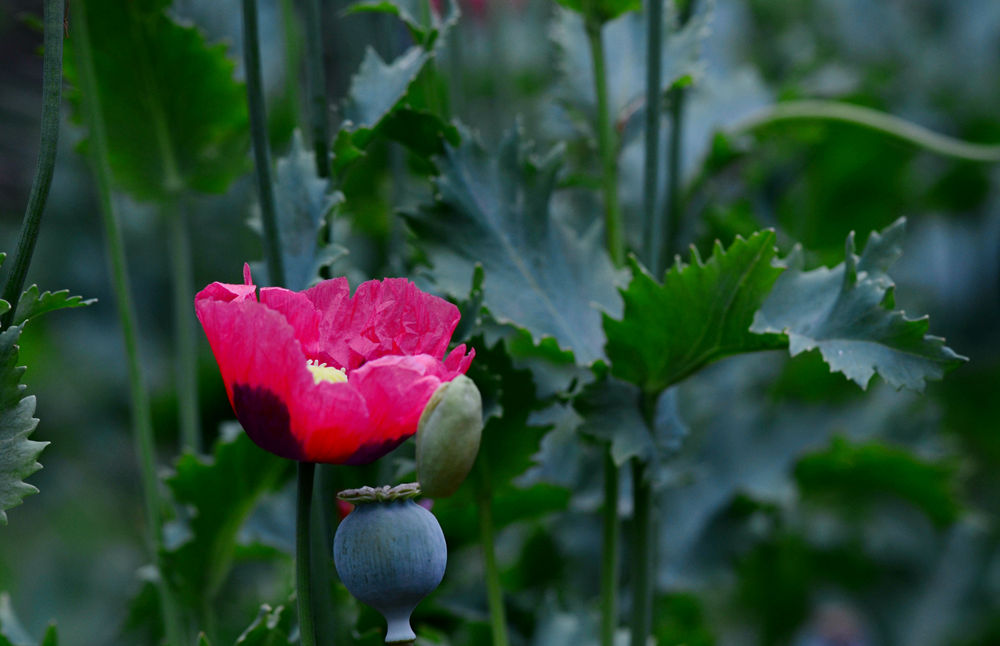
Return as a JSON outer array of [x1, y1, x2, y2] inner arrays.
[[306, 359, 348, 385]]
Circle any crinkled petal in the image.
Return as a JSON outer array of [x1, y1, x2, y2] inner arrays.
[[304, 277, 370, 369], [346, 354, 451, 464], [443, 344, 476, 378], [359, 278, 461, 362], [259, 287, 323, 360]]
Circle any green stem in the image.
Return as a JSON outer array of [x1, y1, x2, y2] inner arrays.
[[629, 459, 653, 646], [310, 464, 338, 646], [664, 85, 686, 261], [242, 0, 286, 287], [302, 0, 331, 178], [642, 0, 664, 274], [729, 100, 1000, 163], [68, 2, 186, 644], [600, 451, 620, 646], [297, 462, 318, 646], [584, 12, 624, 266], [476, 467, 510, 646], [662, 0, 696, 262], [168, 204, 200, 453], [1, 0, 64, 327]]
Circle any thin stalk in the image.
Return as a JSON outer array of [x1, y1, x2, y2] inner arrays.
[[169, 205, 200, 453], [662, 0, 696, 261], [584, 13, 625, 265], [242, 0, 286, 287], [297, 462, 318, 646], [279, 0, 305, 132], [302, 0, 331, 178], [600, 452, 620, 646], [642, 0, 664, 274], [476, 467, 510, 646], [69, 2, 186, 644], [629, 459, 653, 646], [729, 99, 1000, 162], [310, 465, 338, 646], [1, 0, 64, 327]]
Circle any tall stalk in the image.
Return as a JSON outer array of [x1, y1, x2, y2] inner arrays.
[[1, 0, 64, 327], [583, 6, 624, 645], [600, 452, 620, 646], [69, 1, 186, 643], [302, 0, 331, 178], [476, 465, 510, 646], [629, 459, 654, 646], [584, 8, 625, 266], [663, 0, 697, 259], [168, 205, 200, 452], [642, 0, 665, 274]]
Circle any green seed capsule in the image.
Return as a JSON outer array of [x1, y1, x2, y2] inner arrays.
[[416, 375, 483, 498]]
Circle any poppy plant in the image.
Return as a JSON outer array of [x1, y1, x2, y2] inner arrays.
[[195, 265, 474, 464]]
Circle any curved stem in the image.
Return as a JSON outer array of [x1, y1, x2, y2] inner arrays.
[[69, 2, 186, 644], [168, 205, 200, 453], [1, 0, 64, 327], [242, 0, 286, 287], [476, 466, 510, 646], [297, 462, 318, 646], [642, 0, 663, 274], [729, 100, 1000, 163], [600, 451, 620, 646], [302, 0, 331, 178], [585, 13, 625, 266]]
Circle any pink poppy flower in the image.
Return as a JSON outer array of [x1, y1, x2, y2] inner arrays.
[[195, 265, 474, 464]]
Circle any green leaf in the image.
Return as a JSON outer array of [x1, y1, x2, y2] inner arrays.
[[235, 603, 294, 646], [345, 0, 459, 47], [604, 230, 786, 394], [12, 286, 94, 326], [794, 436, 961, 527], [554, 0, 641, 23], [160, 426, 290, 609], [250, 130, 345, 291], [409, 127, 624, 365], [575, 376, 686, 484], [65, 0, 248, 201], [750, 218, 967, 391], [343, 46, 432, 131], [0, 325, 47, 525]]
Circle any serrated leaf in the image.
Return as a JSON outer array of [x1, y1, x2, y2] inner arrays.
[[236, 603, 294, 646], [554, 0, 641, 23], [552, 1, 710, 128], [345, 0, 459, 47], [409, 127, 624, 365], [574, 375, 687, 486], [160, 426, 290, 609], [343, 46, 432, 131], [0, 326, 46, 525], [250, 131, 344, 291], [604, 231, 786, 394], [750, 218, 966, 391], [12, 286, 94, 326], [65, 0, 248, 201], [794, 436, 960, 528]]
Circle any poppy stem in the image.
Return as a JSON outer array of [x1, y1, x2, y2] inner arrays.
[[0, 0, 63, 327], [168, 204, 200, 453], [662, 0, 697, 261], [241, 0, 287, 287], [629, 459, 654, 646], [297, 462, 319, 646], [68, 2, 186, 644], [642, 0, 664, 275], [600, 451, 620, 646], [584, 8, 624, 266], [302, 0, 331, 178], [476, 464, 510, 646]]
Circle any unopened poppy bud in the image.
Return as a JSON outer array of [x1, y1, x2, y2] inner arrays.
[[415, 375, 483, 497]]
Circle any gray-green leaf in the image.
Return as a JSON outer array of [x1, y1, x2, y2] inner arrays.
[[408, 126, 624, 365], [0, 326, 46, 526], [13, 286, 94, 327], [750, 218, 966, 391]]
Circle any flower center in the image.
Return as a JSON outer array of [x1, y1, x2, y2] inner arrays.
[[306, 359, 348, 385]]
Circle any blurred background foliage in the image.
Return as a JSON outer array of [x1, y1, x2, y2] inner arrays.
[[0, 0, 998, 644]]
